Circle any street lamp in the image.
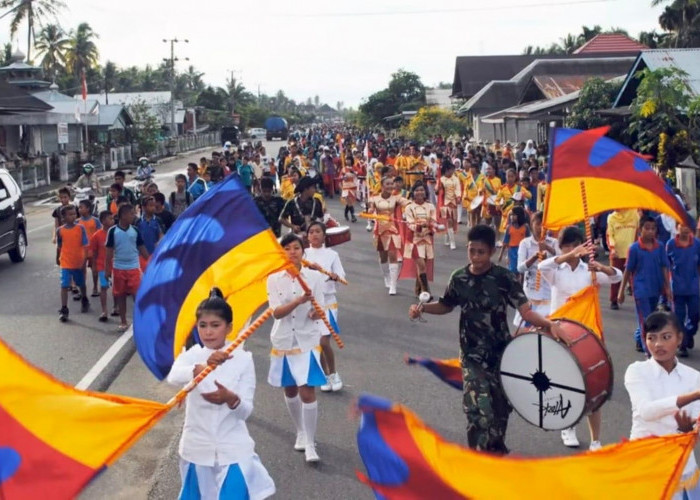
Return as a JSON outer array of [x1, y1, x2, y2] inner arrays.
[[163, 37, 189, 138]]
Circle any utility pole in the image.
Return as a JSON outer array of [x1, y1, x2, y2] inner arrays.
[[163, 37, 189, 138]]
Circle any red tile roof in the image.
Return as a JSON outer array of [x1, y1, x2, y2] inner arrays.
[[574, 34, 648, 54]]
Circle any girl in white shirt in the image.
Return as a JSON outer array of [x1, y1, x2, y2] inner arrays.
[[266, 233, 326, 463], [304, 222, 346, 393], [167, 288, 275, 500], [538, 226, 622, 451], [625, 311, 700, 499]]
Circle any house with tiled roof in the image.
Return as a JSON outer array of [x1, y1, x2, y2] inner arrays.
[[574, 34, 649, 55]]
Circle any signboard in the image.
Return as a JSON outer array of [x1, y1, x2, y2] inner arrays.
[[57, 123, 69, 144]]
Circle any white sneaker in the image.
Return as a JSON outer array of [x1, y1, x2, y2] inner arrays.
[[320, 376, 332, 392], [305, 443, 320, 463], [561, 428, 580, 448], [444, 238, 450, 246], [389, 284, 397, 295], [450, 241, 456, 250], [589, 440, 602, 451], [366, 222, 373, 232], [330, 372, 343, 392], [294, 432, 307, 451]]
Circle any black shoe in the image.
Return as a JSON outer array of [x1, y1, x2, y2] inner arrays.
[[635, 340, 644, 353], [98, 314, 108, 323], [81, 297, 90, 313], [351, 216, 357, 223], [610, 302, 619, 310], [679, 346, 689, 358], [59, 306, 69, 322]]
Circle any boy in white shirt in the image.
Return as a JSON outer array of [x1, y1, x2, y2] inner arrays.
[[625, 310, 700, 499]]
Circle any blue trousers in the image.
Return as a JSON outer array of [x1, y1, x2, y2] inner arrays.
[[634, 296, 660, 354], [674, 294, 700, 346]]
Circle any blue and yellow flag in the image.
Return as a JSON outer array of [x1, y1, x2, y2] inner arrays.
[[134, 175, 292, 379]]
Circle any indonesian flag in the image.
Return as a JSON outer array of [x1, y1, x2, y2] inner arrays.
[[81, 69, 88, 101]]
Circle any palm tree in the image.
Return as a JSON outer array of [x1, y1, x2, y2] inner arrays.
[[64, 22, 99, 77], [103, 61, 117, 104], [652, 0, 700, 47], [34, 24, 68, 79], [0, 0, 66, 62], [183, 65, 204, 92]]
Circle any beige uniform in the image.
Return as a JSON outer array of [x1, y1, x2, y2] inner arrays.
[[404, 201, 437, 260]]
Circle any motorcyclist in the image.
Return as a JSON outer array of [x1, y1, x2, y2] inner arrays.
[[74, 163, 101, 196], [136, 156, 154, 180]]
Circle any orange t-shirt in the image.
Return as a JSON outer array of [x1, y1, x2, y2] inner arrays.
[[57, 224, 88, 269], [504, 224, 529, 248], [89, 228, 108, 271], [78, 215, 101, 240]]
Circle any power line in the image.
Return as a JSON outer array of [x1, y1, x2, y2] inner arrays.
[[276, 0, 622, 18]]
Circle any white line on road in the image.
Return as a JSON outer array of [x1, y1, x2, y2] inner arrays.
[[75, 327, 133, 390], [27, 221, 56, 235]]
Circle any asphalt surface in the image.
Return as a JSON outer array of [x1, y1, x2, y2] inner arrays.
[[2, 139, 699, 499]]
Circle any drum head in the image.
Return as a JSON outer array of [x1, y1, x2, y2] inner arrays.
[[327, 226, 349, 235], [470, 195, 483, 210], [500, 333, 587, 430], [487, 195, 497, 205]]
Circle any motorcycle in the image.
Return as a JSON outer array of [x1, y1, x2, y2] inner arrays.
[[72, 186, 100, 217]]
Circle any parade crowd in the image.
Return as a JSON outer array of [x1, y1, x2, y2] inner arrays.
[[49, 125, 700, 499]]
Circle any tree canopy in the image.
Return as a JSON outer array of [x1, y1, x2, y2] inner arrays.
[[359, 69, 426, 125]]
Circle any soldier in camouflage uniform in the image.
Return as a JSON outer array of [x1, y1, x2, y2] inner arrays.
[[409, 224, 563, 454]]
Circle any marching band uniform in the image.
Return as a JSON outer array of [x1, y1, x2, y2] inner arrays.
[[515, 234, 559, 326], [369, 193, 409, 294], [478, 174, 502, 223], [280, 176, 296, 201], [537, 181, 548, 212], [403, 199, 438, 295], [439, 174, 462, 249], [455, 164, 469, 224], [340, 166, 358, 222], [496, 182, 531, 233]]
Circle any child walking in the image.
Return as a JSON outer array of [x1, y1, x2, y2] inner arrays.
[[304, 222, 346, 392], [498, 206, 529, 278], [56, 205, 90, 321], [666, 222, 700, 357], [618, 215, 671, 354], [167, 288, 275, 500], [78, 199, 102, 298], [624, 311, 700, 499], [89, 211, 114, 322], [266, 233, 327, 463]]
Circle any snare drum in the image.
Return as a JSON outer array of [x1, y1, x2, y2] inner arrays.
[[469, 195, 484, 211], [487, 195, 498, 206], [499, 319, 613, 430], [325, 215, 340, 229], [325, 226, 351, 247]]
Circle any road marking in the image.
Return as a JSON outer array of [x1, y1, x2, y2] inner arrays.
[[75, 327, 133, 390], [27, 222, 56, 235]]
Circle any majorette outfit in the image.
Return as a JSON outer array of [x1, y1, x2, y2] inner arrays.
[[303, 246, 346, 336], [439, 175, 462, 249], [266, 267, 327, 388], [340, 167, 358, 206], [478, 175, 502, 219], [400, 200, 437, 295], [369, 193, 409, 294], [496, 183, 532, 232], [167, 345, 276, 500]]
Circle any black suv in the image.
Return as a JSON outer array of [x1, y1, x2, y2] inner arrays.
[[0, 168, 27, 262]]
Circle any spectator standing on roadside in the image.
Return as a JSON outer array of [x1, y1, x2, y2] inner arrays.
[[170, 174, 192, 217]]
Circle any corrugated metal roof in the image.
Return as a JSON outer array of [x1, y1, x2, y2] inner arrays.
[[574, 34, 647, 55], [641, 49, 700, 96], [84, 91, 172, 106]]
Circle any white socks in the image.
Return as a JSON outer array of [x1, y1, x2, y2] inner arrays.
[[388, 263, 400, 295], [448, 228, 456, 249], [381, 262, 390, 288], [457, 205, 463, 224], [302, 401, 318, 446], [284, 395, 304, 435]]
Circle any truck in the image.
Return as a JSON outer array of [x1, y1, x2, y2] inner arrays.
[[265, 116, 288, 141]]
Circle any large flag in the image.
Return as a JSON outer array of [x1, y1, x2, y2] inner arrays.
[[405, 356, 461, 390], [134, 175, 293, 379], [543, 126, 694, 230], [550, 284, 603, 338], [356, 394, 695, 500], [0, 338, 168, 499]]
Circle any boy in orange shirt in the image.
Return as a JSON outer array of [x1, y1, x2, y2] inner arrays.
[[56, 205, 89, 322], [78, 200, 102, 298], [90, 210, 114, 322]]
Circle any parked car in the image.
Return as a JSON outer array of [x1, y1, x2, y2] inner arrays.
[[265, 116, 288, 141], [247, 127, 267, 140], [0, 168, 27, 263]]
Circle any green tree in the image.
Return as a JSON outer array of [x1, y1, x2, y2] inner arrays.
[[103, 61, 117, 104], [1, 43, 12, 65], [34, 24, 68, 80], [0, 0, 66, 61], [401, 107, 469, 143], [566, 78, 622, 130], [653, 0, 700, 48], [359, 89, 400, 125], [388, 69, 426, 109], [196, 86, 229, 110], [128, 100, 161, 156], [65, 22, 99, 77]]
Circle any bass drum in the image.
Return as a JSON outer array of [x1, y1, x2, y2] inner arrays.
[[499, 319, 613, 431]]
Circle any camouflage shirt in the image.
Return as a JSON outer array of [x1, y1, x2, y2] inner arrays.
[[439, 265, 528, 370]]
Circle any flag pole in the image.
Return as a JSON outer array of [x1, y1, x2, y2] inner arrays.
[[302, 259, 349, 285], [165, 307, 274, 408], [579, 180, 598, 285], [534, 226, 546, 291], [292, 270, 345, 349]]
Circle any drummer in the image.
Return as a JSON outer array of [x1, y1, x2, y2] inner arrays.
[[478, 164, 502, 231], [496, 168, 531, 234], [538, 226, 622, 451], [408, 224, 565, 454], [454, 159, 469, 225], [368, 176, 410, 296], [465, 163, 482, 229], [279, 176, 325, 235]]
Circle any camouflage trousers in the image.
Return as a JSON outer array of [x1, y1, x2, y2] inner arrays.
[[462, 361, 512, 454]]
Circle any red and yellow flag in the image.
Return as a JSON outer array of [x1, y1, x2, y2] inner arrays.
[[550, 284, 603, 338], [0, 339, 168, 499], [357, 394, 696, 499]]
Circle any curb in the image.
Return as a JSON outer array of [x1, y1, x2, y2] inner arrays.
[[86, 337, 137, 393]]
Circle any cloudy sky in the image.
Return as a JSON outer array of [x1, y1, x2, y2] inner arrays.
[[1, 0, 664, 107]]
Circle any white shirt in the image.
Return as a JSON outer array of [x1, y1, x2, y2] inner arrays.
[[303, 246, 346, 301], [267, 267, 325, 350], [517, 236, 559, 302], [625, 358, 700, 475], [538, 257, 622, 313], [166, 344, 256, 467]]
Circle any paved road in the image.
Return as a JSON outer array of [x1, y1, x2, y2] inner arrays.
[[3, 139, 699, 499]]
